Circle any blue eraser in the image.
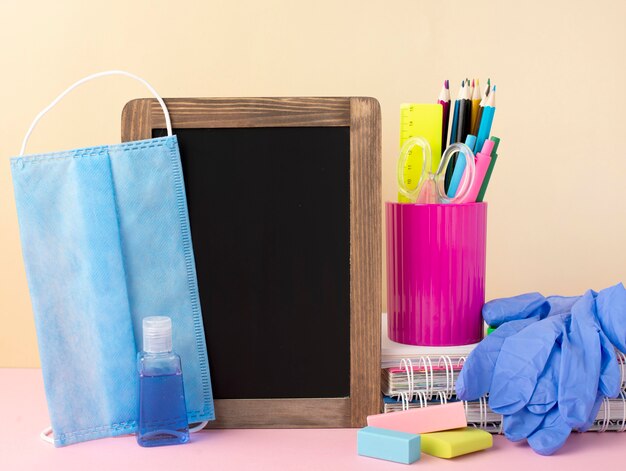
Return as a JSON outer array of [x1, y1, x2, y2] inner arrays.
[[357, 426, 421, 464]]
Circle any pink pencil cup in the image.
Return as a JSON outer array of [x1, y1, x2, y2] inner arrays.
[[386, 202, 487, 346]]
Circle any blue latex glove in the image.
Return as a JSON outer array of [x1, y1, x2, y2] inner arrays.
[[483, 292, 550, 327], [578, 392, 605, 433], [459, 285, 626, 456], [546, 295, 580, 316], [558, 291, 602, 428], [456, 293, 548, 401], [596, 283, 626, 352], [502, 345, 562, 442], [527, 344, 561, 414], [598, 331, 621, 397], [488, 314, 568, 415], [490, 288, 621, 421], [502, 406, 545, 442], [526, 406, 572, 456], [559, 290, 620, 429], [456, 317, 539, 401]]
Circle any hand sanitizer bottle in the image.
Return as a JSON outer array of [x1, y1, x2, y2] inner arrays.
[[137, 316, 190, 447]]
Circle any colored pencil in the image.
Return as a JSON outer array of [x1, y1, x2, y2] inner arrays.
[[438, 80, 451, 153], [456, 80, 472, 144], [448, 81, 463, 146], [445, 81, 464, 191], [475, 84, 496, 151], [471, 78, 490, 136], [470, 79, 482, 132]]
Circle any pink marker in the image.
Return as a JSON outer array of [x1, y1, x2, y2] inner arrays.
[[461, 139, 494, 203]]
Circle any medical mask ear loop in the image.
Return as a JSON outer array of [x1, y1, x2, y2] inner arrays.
[[19, 70, 173, 157], [19, 71, 203, 444], [189, 421, 209, 433]]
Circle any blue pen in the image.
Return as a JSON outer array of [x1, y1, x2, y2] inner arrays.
[[475, 85, 496, 151], [447, 134, 476, 197]]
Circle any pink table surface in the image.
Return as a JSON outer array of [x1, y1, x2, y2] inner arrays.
[[2, 369, 625, 470]]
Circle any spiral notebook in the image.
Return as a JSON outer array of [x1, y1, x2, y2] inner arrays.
[[382, 393, 626, 434], [381, 312, 478, 398], [380, 313, 626, 434], [381, 313, 479, 369]]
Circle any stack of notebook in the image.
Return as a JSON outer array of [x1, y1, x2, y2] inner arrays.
[[380, 313, 626, 433]]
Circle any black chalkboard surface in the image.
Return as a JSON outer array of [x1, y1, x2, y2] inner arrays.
[[122, 97, 381, 428], [154, 127, 351, 399]]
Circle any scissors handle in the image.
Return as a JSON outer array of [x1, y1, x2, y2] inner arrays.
[[435, 143, 476, 204], [397, 136, 432, 203]]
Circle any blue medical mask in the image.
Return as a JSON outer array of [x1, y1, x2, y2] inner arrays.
[[10, 71, 214, 446]]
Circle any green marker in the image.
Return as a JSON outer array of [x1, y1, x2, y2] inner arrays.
[[476, 136, 500, 202]]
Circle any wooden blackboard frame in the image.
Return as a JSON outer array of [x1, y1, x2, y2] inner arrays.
[[121, 97, 381, 428]]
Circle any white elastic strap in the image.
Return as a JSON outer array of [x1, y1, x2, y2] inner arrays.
[[40, 425, 54, 444], [189, 421, 208, 433], [20, 70, 172, 156]]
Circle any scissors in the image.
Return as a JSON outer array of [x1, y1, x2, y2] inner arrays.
[[397, 136, 476, 204]]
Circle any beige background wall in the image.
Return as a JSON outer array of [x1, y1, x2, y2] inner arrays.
[[1, 0, 625, 367]]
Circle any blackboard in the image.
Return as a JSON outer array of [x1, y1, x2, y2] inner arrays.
[[154, 126, 351, 399], [122, 98, 381, 428]]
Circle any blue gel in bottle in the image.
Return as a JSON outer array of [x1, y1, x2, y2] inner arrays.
[[137, 316, 190, 447]]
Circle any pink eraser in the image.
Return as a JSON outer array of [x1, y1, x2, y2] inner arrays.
[[366, 402, 467, 435]]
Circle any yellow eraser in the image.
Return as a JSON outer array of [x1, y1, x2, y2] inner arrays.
[[421, 427, 492, 459]]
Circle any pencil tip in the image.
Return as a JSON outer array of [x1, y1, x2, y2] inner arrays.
[[445, 79, 449, 89], [493, 85, 497, 92], [488, 78, 491, 86]]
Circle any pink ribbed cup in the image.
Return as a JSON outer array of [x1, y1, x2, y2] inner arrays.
[[386, 202, 487, 346]]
